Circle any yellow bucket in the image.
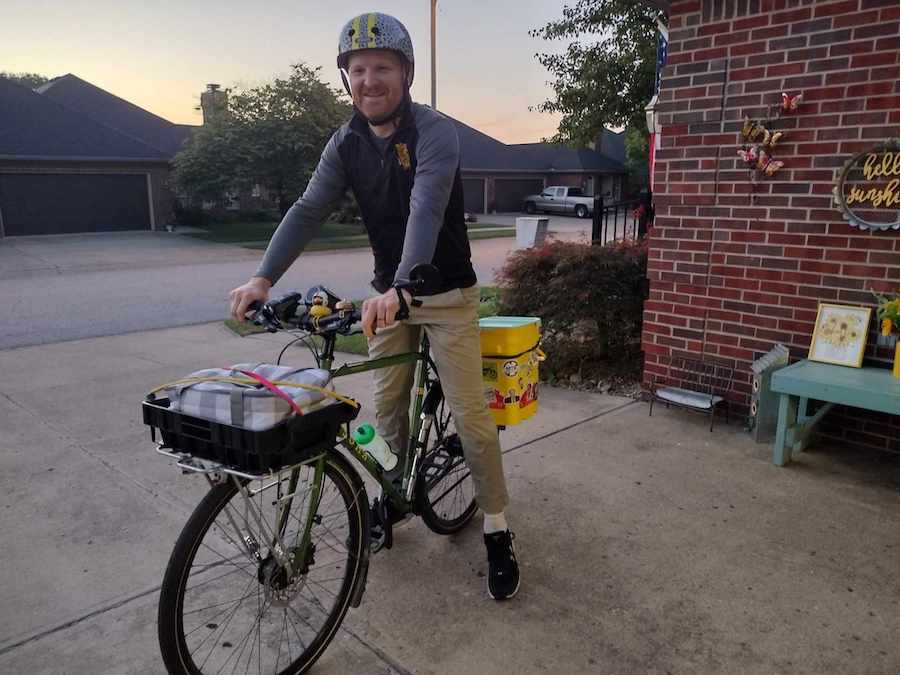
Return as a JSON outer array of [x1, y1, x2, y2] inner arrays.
[[479, 316, 543, 426]]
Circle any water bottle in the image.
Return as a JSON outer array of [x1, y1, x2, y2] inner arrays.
[[351, 424, 398, 471]]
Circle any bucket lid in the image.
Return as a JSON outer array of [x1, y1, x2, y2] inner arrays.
[[479, 316, 541, 329]]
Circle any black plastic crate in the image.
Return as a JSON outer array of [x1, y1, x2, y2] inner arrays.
[[143, 396, 359, 473]]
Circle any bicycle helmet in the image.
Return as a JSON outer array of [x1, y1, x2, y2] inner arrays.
[[337, 12, 415, 92]]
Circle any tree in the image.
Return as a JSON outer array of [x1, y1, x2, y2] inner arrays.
[[624, 125, 650, 193], [531, 0, 661, 146], [172, 63, 351, 215], [0, 71, 52, 89]]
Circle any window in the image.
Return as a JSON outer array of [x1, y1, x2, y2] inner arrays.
[[555, 187, 567, 197], [225, 190, 240, 211]]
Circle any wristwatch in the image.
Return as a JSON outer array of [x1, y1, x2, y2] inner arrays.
[[393, 285, 411, 321]]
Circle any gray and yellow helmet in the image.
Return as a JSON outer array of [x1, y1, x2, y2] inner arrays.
[[337, 12, 415, 85]]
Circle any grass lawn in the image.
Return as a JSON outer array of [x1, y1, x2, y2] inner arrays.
[[190, 220, 514, 251], [225, 286, 503, 357]]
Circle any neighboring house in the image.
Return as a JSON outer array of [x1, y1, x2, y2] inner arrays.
[[0, 72, 625, 236], [452, 119, 627, 214], [0, 75, 196, 236], [37, 74, 195, 157]]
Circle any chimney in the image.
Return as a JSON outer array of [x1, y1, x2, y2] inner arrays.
[[199, 83, 227, 125]]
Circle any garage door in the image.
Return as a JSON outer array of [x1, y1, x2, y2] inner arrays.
[[462, 178, 485, 214], [494, 179, 544, 213], [0, 173, 151, 236]]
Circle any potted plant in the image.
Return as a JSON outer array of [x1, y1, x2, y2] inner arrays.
[[873, 289, 900, 377]]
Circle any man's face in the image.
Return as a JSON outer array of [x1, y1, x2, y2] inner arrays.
[[346, 50, 407, 121]]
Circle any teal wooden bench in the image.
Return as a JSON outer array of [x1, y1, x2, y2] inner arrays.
[[770, 360, 900, 466]]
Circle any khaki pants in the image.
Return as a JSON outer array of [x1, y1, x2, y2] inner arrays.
[[367, 285, 509, 514]]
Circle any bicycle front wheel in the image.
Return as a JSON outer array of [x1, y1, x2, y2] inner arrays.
[[415, 393, 478, 535], [158, 451, 367, 675]]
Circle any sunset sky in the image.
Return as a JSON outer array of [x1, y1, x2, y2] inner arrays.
[[2, 0, 573, 143]]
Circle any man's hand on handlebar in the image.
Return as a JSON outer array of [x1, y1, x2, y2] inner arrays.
[[361, 287, 412, 338], [229, 277, 272, 323]]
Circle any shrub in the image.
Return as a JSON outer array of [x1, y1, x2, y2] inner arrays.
[[172, 202, 208, 227], [496, 239, 647, 384]]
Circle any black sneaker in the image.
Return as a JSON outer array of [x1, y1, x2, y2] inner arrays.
[[484, 530, 520, 600]]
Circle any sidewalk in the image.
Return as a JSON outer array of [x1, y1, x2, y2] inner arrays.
[[0, 322, 898, 674]]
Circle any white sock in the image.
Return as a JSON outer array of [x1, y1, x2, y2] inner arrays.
[[483, 511, 508, 534]]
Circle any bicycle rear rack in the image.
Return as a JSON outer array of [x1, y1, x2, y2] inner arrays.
[[154, 443, 319, 483]]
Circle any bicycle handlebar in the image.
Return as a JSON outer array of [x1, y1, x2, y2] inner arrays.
[[246, 297, 362, 335], [244, 263, 442, 335]]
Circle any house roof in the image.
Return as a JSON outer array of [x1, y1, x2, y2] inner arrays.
[[0, 76, 169, 161], [37, 74, 196, 157], [448, 115, 625, 175]]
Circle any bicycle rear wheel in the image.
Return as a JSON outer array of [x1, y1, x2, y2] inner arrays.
[[158, 451, 366, 675], [415, 393, 478, 535]]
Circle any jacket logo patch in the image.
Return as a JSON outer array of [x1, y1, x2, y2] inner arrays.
[[395, 143, 411, 171]]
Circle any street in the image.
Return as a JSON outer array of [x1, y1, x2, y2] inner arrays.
[[0, 228, 580, 350]]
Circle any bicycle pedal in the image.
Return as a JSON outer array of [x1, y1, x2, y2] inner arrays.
[[369, 498, 393, 552]]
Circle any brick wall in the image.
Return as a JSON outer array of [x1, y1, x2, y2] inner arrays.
[[645, 0, 900, 454]]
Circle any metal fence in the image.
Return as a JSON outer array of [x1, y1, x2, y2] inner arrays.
[[591, 193, 654, 245]]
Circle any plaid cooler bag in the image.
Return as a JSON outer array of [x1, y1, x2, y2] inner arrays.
[[165, 363, 334, 431]]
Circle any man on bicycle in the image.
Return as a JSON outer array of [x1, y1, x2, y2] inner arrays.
[[230, 12, 519, 601]]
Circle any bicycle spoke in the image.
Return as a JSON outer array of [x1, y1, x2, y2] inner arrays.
[[195, 575, 258, 671], [165, 457, 361, 675]]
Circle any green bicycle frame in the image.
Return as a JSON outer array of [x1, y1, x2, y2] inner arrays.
[[322, 330, 436, 509], [271, 326, 442, 571]]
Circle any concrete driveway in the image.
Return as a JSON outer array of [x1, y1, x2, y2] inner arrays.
[[0, 322, 899, 673]]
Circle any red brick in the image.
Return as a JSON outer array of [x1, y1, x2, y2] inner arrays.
[[830, 41, 875, 56], [715, 31, 752, 47], [842, 264, 887, 277], [870, 65, 900, 80], [815, 0, 863, 17], [875, 36, 900, 51], [694, 47, 729, 61], [834, 10, 880, 27], [735, 15, 771, 31], [826, 70, 870, 85], [800, 116, 842, 129], [803, 86, 848, 101], [772, 8, 813, 24], [752, 24, 790, 40], [698, 21, 733, 37], [851, 52, 899, 67], [829, 250, 871, 263], [670, 0, 701, 13], [675, 86, 709, 99], [821, 98, 866, 112], [767, 63, 807, 76], [847, 81, 895, 96], [866, 95, 900, 110], [785, 246, 825, 259], [731, 66, 768, 81], [842, 112, 889, 125]]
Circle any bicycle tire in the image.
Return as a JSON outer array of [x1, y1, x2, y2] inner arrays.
[[158, 450, 366, 675], [415, 394, 478, 535]]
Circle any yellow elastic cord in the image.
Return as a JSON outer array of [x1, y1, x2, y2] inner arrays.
[[147, 376, 360, 409]]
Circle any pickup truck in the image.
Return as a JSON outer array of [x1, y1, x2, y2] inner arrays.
[[523, 186, 594, 218]]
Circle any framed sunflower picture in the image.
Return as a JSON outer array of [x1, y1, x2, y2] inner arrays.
[[808, 303, 872, 368]]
